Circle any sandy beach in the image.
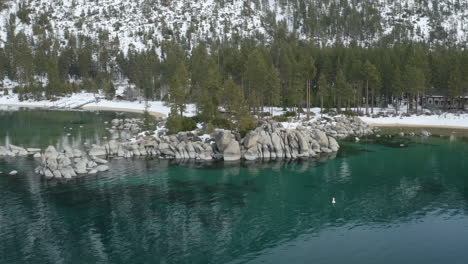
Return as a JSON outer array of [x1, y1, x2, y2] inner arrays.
[[81, 105, 165, 118], [368, 123, 468, 130]]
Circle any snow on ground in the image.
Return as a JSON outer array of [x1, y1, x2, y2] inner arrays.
[[361, 113, 468, 128], [0, 92, 98, 108], [84, 99, 196, 117], [268, 106, 468, 129], [0, 92, 196, 117], [1, 93, 468, 128]]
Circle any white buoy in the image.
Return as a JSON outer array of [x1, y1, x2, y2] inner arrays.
[[332, 197, 336, 205]]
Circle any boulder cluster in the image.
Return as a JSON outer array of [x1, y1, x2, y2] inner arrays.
[[85, 121, 345, 162], [0, 145, 41, 157], [2, 116, 373, 179], [240, 122, 339, 161], [304, 116, 373, 139], [35, 146, 109, 179], [89, 135, 215, 160], [106, 118, 144, 140]]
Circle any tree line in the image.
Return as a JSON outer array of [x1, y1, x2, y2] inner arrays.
[[1, 14, 468, 125]]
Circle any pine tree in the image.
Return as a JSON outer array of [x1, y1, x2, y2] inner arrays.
[[335, 69, 349, 111], [317, 73, 329, 115], [404, 66, 425, 112], [198, 58, 222, 121], [46, 57, 62, 98], [13, 33, 34, 85], [265, 65, 281, 115], [303, 55, 316, 119], [447, 66, 462, 109], [169, 62, 189, 116], [245, 49, 268, 112], [392, 66, 403, 113], [223, 78, 243, 114], [362, 60, 380, 115]]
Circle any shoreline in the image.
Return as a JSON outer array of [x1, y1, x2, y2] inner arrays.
[[1, 101, 466, 130], [0, 103, 166, 119], [367, 123, 468, 130], [81, 105, 165, 119]]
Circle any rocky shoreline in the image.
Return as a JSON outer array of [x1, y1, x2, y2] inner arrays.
[[0, 115, 374, 179]]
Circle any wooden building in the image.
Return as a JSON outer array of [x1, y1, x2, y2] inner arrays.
[[422, 95, 468, 109]]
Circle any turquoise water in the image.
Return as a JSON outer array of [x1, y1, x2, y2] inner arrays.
[[1, 111, 468, 263]]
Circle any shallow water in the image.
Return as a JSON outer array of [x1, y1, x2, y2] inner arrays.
[[1, 111, 468, 263]]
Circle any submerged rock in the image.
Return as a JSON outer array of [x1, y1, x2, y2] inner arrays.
[[420, 130, 431, 137], [96, 165, 109, 172]]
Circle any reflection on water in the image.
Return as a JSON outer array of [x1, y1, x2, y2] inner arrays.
[[1, 136, 468, 264], [0, 109, 139, 149]]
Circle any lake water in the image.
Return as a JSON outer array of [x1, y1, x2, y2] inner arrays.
[[1, 110, 468, 264], [0, 108, 139, 149]]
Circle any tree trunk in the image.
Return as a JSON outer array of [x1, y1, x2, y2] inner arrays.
[[320, 95, 324, 117], [306, 80, 310, 119], [407, 94, 410, 113], [415, 93, 419, 113], [365, 80, 369, 115]]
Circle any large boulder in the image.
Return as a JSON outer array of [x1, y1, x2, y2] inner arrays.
[[106, 140, 119, 155], [313, 130, 329, 148], [270, 132, 284, 158], [88, 144, 106, 156], [44, 146, 58, 159], [0, 146, 8, 156], [158, 143, 175, 157], [243, 131, 259, 149], [96, 165, 109, 172], [74, 159, 88, 174], [223, 140, 241, 161], [244, 147, 258, 160], [215, 131, 241, 161], [296, 132, 309, 154], [72, 149, 82, 158], [215, 130, 235, 152], [9, 145, 28, 156], [185, 142, 196, 159], [328, 136, 340, 152]]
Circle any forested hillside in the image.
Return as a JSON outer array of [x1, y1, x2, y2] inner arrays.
[[1, 0, 467, 49], [0, 0, 467, 131]]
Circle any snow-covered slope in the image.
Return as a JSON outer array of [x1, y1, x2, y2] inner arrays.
[[0, 0, 466, 52]]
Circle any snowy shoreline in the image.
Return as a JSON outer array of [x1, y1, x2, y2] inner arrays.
[[367, 123, 468, 130], [361, 113, 468, 129], [1, 93, 468, 129], [0, 92, 197, 118]]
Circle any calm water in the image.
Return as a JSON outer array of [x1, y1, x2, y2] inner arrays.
[[1, 110, 468, 264], [0, 108, 138, 149]]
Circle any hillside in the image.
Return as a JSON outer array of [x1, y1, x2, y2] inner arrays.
[[0, 0, 467, 53]]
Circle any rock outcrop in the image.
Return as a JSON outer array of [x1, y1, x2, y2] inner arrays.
[[238, 122, 341, 160], [35, 146, 107, 179], [301, 116, 373, 138], [25, 117, 370, 180], [0, 145, 29, 157]]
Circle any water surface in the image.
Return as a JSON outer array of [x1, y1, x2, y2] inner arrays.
[[1, 110, 468, 263], [0, 108, 138, 149]]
